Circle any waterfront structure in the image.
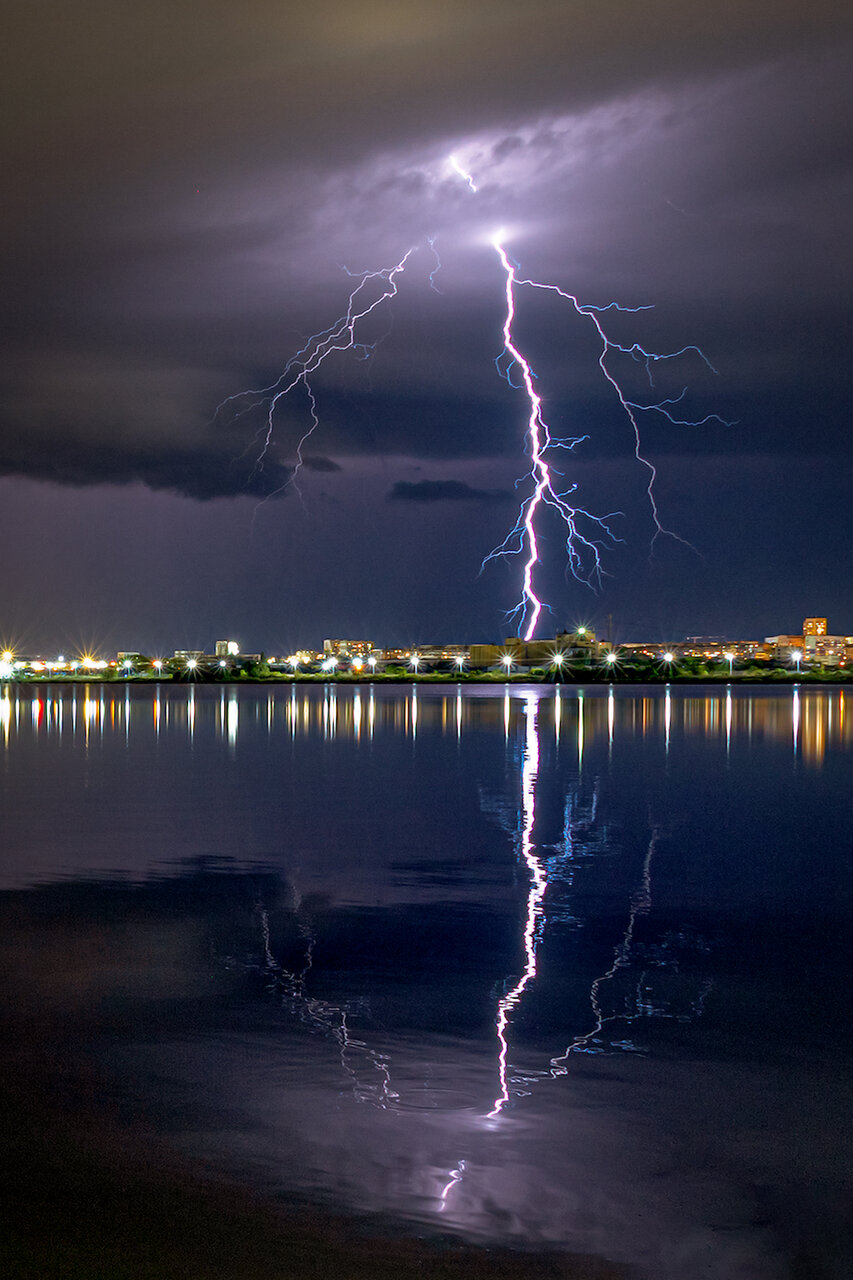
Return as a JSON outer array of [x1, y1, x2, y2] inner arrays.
[[324, 639, 373, 659], [215, 640, 240, 657], [620, 638, 766, 662], [7, 612, 853, 680], [803, 634, 852, 666], [469, 630, 598, 668], [409, 644, 469, 665]]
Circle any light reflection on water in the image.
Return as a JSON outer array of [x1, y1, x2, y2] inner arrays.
[[1, 683, 853, 1278], [2, 680, 850, 766]]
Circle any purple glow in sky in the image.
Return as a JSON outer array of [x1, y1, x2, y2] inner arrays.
[[0, 2, 851, 649]]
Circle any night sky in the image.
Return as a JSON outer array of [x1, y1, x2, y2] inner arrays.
[[2, 2, 851, 654]]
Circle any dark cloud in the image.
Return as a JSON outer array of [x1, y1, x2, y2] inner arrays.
[[388, 479, 514, 505], [0, 1, 850, 640], [0, 432, 291, 502], [300, 456, 341, 473]]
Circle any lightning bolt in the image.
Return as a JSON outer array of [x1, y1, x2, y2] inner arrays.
[[449, 154, 731, 639], [215, 244, 423, 500], [484, 237, 620, 641], [217, 150, 728, 638]]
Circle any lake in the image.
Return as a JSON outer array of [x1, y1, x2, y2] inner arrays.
[[1, 682, 852, 1279]]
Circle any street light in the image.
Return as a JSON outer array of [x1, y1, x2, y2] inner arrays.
[[605, 651, 618, 667], [368, 656, 377, 674], [455, 654, 465, 672], [501, 653, 513, 674], [410, 653, 421, 673], [724, 650, 734, 675], [153, 660, 163, 675]]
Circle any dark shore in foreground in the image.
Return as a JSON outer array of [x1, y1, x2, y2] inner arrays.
[[0, 902, 632, 1280]]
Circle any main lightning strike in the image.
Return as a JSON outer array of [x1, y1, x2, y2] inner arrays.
[[449, 154, 729, 639], [486, 237, 618, 640]]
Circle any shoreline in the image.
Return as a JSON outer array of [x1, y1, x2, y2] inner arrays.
[[2, 671, 851, 687]]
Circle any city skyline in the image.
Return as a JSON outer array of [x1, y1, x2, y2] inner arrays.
[[3, 613, 851, 674]]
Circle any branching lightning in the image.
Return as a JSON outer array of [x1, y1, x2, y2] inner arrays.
[[218, 149, 728, 637], [215, 245, 421, 500], [484, 237, 620, 640], [447, 155, 731, 639]]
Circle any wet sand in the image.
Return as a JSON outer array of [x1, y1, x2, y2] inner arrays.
[[0, 904, 632, 1280], [0, 1059, 632, 1280]]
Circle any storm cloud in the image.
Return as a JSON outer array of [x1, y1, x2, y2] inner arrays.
[[1, 1, 851, 642], [388, 480, 513, 505]]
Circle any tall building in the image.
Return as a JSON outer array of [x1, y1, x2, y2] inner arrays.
[[803, 618, 827, 636]]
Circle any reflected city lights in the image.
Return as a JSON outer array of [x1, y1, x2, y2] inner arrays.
[[793, 686, 800, 755], [577, 690, 584, 768], [0, 685, 847, 772], [227, 689, 238, 747], [726, 687, 732, 753]]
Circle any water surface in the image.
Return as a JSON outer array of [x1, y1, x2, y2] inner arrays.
[[1, 682, 852, 1279]]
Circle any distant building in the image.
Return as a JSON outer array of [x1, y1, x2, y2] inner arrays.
[[324, 639, 373, 659], [803, 617, 828, 637], [469, 630, 597, 668], [410, 644, 469, 664], [803, 634, 849, 665], [215, 640, 240, 657]]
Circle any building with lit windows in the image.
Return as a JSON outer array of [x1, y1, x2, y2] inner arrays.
[[324, 639, 374, 659]]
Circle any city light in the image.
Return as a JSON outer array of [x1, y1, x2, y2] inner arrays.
[[501, 653, 513, 673], [663, 651, 674, 664], [368, 656, 377, 673], [455, 655, 465, 670], [410, 654, 421, 672]]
